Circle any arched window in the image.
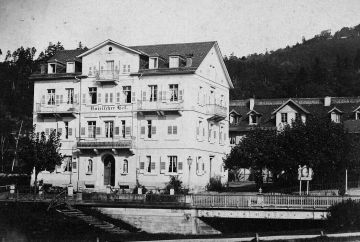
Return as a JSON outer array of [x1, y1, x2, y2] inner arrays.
[[87, 159, 93, 174], [123, 159, 128, 174]]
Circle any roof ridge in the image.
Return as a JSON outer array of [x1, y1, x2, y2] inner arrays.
[[130, 41, 216, 48]]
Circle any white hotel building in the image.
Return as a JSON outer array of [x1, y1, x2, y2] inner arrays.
[[30, 39, 233, 192]]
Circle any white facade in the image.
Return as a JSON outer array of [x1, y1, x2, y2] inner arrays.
[[32, 40, 233, 192]]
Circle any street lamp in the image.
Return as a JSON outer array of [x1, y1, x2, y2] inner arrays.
[[187, 156, 193, 190]]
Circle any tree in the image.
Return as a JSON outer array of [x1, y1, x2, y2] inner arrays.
[[225, 117, 351, 187], [18, 129, 63, 187]]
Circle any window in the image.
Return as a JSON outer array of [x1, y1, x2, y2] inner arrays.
[[64, 121, 69, 139], [168, 125, 178, 135], [105, 121, 113, 138], [169, 84, 178, 102], [169, 56, 179, 68], [64, 156, 72, 172], [149, 57, 158, 69], [123, 159, 128, 174], [66, 88, 74, 104], [295, 113, 300, 121], [147, 120, 152, 138], [121, 120, 126, 138], [149, 85, 157, 102], [123, 65, 126, 73], [89, 87, 97, 104], [128, 65, 130, 72], [106, 60, 114, 71], [230, 136, 236, 145], [249, 114, 257, 125], [47, 89, 55, 105], [331, 112, 340, 123], [66, 62, 75, 73], [87, 159, 93, 174], [230, 114, 235, 124], [168, 156, 178, 173], [356, 112, 360, 120], [48, 63, 56, 74], [281, 113, 288, 123], [123, 86, 132, 103], [208, 123, 213, 141], [105, 93, 109, 103], [88, 121, 96, 138]]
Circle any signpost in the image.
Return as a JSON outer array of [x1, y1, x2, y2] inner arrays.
[[298, 165, 313, 195]]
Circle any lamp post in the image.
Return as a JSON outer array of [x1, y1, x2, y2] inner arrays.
[[187, 156, 193, 190]]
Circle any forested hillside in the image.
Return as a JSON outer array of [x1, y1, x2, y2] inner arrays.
[[225, 24, 360, 99]]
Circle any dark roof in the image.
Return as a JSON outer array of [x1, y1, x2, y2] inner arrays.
[[48, 49, 87, 63], [130, 41, 215, 70], [229, 97, 360, 133]]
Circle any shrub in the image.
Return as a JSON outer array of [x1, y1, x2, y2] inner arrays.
[[206, 176, 226, 192], [164, 176, 186, 194], [327, 199, 360, 230], [132, 181, 147, 194]]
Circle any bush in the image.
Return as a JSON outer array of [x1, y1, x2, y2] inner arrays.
[[164, 176, 186, 194], [206, 176, 226, 192], [327, 199, 360, 230], [132, 181, 147, 194]]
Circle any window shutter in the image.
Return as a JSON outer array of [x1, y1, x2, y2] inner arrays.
[[74, 94, 78, 104], [110, 93, 113, 103], [69, 128, 73, 136], [82, 94, 86, 104], [142, 91, 146, 101], [151, 126, 156, 135], [139, 161, 145, 173], [105, 93, 108, 103], [98, 93, 102, 103], [140, 126, 145, 135], [196, 126, 199, 136], [158, 91, 162, 101], [45, 128, 49, 135], [131, 92, 136, 103], [116, 92, 120, 103], [160, 158, 166, 174], [41, 95, 45, 104], [179, 89, 183, 101], [81, 127, 85, 136], [178, 161, 183, 173], [151, 162, 156, 171], [168, 126, 172, 135], [96, 127, 101, 135], [173, 126, 177, 135], [125, 126, 131, 136], [60, 95, 63, 104], [115, 127, 120, 135], [55, 95, 60, 104], [58, 128, 62, 135], [162, 91, 166, 102]]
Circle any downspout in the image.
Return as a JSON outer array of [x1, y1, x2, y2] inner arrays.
[[75, 75, 82, 191]]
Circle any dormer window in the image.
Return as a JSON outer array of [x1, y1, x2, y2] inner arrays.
[[48, 63, 56, 74], [149, 57, 158, 69], [66, 62, 75, 73], [356, 111, 360, 120], [331, 112, 340, 123], [169, 56, 179, 68], [249, 114, 258, 125]]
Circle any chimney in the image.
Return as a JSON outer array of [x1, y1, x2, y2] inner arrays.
[[324, 96, 331, 106], [249, 98, 255, 110]]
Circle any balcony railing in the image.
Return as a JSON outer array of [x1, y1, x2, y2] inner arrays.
[[206, 104, 227, 121], [77, 139, 132, 149], [137, 100, 184, 113], [36, 102, 79, 115], [94, 70, 120, 81]]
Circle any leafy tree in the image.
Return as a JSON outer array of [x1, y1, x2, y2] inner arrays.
[[18, 129, 63, 187], [327, 199, 360, 230], [37, 41, 64, 61]]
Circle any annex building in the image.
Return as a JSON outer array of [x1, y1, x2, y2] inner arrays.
[[229, 96, 360, 147], [30, 39, 233, 192]]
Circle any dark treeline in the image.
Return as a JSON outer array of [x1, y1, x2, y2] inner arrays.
[[225, 24, 360, 99]]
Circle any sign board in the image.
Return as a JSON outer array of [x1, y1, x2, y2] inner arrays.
[[298, 165, 313, 181]]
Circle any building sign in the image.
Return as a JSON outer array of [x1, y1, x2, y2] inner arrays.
[[90, 105, 130, 112], [298, 165, 313, 181]]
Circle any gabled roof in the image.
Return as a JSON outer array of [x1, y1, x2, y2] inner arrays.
[[213, 42, 234, 89], [77, 39, 143, 58], [271, 99, 310, 115], [130, 41, 216, 69], [247, 109, 261, 115], [48, 49, 86, 63], [328, 107, 343, 114], [353, 106, 360, 112], [229, 109, 241, 116]]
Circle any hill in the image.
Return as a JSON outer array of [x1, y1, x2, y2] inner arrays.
[[225, 24, 360, 99]]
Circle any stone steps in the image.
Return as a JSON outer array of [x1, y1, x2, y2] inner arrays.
[[56, 208, 129, 234]]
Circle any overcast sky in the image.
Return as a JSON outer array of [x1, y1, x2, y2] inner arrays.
[[1, 0, 360, 59]]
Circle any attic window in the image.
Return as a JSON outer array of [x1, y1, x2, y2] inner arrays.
[[48, 63, 56, 74], [331, 112, 340, 123], [108, 47, 112, 51], [66, 62, 75, 73], [169, 56, 179, 68], [149, 57, 158, 69], [356, 111, 360, 120], [249, 114, 258, 125]]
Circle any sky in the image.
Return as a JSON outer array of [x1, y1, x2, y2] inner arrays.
[[1, 0, 360, 59]]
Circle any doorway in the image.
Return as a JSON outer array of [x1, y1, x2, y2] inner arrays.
[[103, 154, 115, 186]]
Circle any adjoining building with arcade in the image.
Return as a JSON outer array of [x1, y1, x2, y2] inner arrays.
[[30, 39, 233, 192]]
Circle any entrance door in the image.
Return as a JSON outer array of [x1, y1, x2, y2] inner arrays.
[[104, 155, 115, 186]]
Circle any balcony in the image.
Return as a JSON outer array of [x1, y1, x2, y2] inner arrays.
[[137, 100, 184, 116], [206, 104, 227, 122], [36, 102, 79, 118], [77, 139, 133, 153], [94, 70, 119, 84]]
